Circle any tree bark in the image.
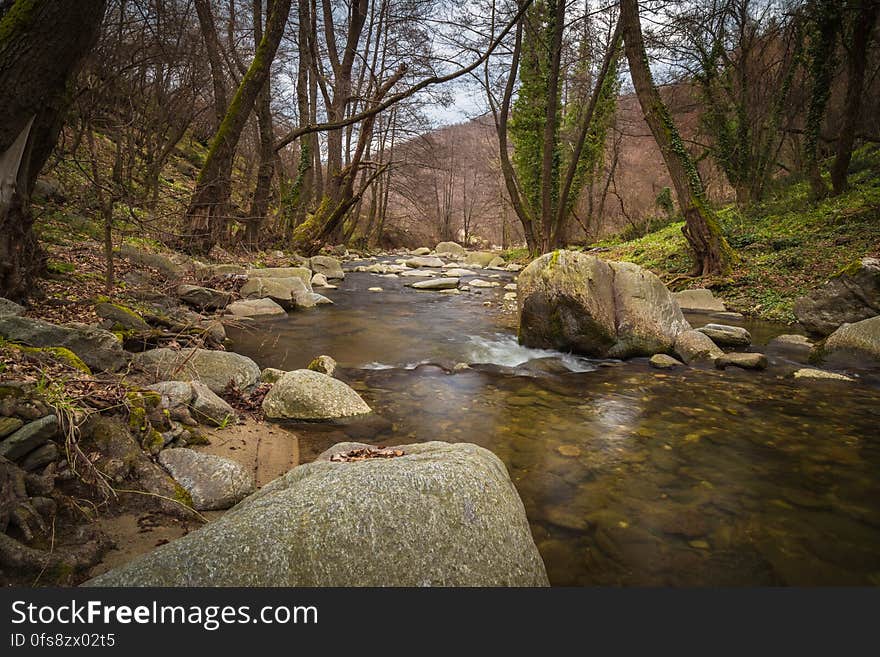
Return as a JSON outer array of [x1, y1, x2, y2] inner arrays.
[[246, 0, 277, 246], [182, 0, 292, 255], [194, 0, 229, 132], [0, 0, 107, 301], [830, 0, 878, 195], [621, 0, 733, 276]]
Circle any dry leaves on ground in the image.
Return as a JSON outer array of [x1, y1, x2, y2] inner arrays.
[[330, 447, 405, 462]]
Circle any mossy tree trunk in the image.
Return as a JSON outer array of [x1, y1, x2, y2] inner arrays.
[[246, 0, 276, 247], [830, 0, 878, 196], [0, 0, 107, 302], [803, 0, 842, 200], [621, 0, 733, 276], [182, 0, 291, 256]]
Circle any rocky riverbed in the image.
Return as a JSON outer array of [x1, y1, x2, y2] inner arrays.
[[2, 242, 879, 586]]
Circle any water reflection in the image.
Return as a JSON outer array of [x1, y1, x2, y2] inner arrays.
[[227, 269, 880, 586]]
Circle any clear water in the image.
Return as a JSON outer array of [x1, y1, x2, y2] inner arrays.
[[226, 264, 880, 586]]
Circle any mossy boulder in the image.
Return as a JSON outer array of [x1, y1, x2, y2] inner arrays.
[[95, 302, 150, 331], [86, 441, 548, 586], [517, 251, 690, 358], [13, 345, 91, 373], [158, 448, 255, 511], [793, 257, 880, 337], [0, 316, 125, 371], [133, 348, 260, 394]]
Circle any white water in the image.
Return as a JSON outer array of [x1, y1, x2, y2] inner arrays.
[[362, 334, 597, 373]]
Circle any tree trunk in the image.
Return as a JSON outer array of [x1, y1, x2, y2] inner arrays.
[[830, 0, 878, 195], [620, 0, 733, 276], [182, 0, 291, 256], [538, 0, 564, 252], [246, 0, 276, 246], [0, 0, 107, 301], [804, 0, 842, 199], [194, 0, 228, 131]]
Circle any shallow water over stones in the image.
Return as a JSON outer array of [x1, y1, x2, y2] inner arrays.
[[227, 266, 880, 586]]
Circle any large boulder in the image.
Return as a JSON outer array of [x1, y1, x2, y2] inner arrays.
[[793, 257, 880, 337], [309, 256, 345, 280], [86, 441, 548, 586], [818, 315, 880, 369], [0, 316, 125, 371], [262, 369, 371, 420], [240, 276, 308, 309], [435, 241, 467, 259], [517, 251, 689, 358], [158, 448, 255, 511], [133, 348, 260, 394], [246, 267, 313, 290], [674, 288, 726, 312]]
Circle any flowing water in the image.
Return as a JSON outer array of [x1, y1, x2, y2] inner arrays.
[[227, 263, 880, 586]]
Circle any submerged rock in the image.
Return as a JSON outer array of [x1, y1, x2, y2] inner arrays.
[[517, 251, 690, 358], [409, 277, 460, 290], [696, 323, 751, 347], [792, 368, 854, 382], [650, 354, 683, 369], [794, 257, 880, 337], [134, 348, 260, 394], [86, 441, 548, 586], [158, 448, 255, 511], [262, 369, 371, 420], [715, 352, 768, 371]]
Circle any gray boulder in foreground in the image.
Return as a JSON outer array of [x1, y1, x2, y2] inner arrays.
[[85, 441, 549, 586]]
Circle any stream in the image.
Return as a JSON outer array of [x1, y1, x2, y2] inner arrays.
[[226, 262, 880, 586]]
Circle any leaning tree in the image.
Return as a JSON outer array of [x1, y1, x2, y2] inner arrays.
[[0, 0, 108, 301]]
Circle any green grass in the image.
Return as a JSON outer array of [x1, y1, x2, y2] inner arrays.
[[595, 145, 880, 322]]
